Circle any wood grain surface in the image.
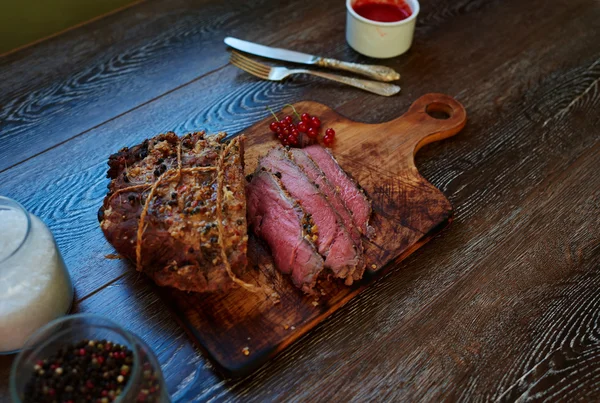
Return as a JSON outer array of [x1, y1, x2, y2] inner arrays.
[[0, 0, 599, 400], [167, 95, 465, 377]]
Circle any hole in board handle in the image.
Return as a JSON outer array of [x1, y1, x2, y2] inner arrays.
[[425, 102, 453, 120]]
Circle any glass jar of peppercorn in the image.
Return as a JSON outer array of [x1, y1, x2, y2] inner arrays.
[[10, 314, 170, 403]]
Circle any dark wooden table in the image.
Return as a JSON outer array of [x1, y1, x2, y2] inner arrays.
[[1, 0, 600, 401]]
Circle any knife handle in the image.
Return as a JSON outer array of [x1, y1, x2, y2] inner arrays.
[[315, 58, 401, 82], [298, 70, 400, 96]]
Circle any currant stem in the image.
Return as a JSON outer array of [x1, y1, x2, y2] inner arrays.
[[284, 104, 302, 120], [266, 106, 280, 122]]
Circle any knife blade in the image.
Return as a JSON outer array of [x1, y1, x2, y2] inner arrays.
[[224, 37, 400, 82], [225, 37, 319, 65]]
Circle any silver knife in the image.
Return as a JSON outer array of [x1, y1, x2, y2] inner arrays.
[[224, 37, 400, 82]]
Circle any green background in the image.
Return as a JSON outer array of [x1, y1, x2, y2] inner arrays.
[[0, 0, 138, 54]]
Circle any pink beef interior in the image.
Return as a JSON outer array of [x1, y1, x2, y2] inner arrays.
[[246, 170, 324, 292], [259, 147, 362, 281], [303, 145, 372, 236], [289, 148, 362, 246]]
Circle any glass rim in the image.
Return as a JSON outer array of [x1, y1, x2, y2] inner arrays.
[[0, 196, 32, 265], [10, 313, 143, 403]]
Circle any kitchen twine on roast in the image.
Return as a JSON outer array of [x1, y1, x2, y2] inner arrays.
[[105, 136, 275, 298]]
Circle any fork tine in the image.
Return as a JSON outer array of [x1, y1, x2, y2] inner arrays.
[[230, 54, 271, 76], [231, 61, 265, 79], [230, 58, 270, 80], [230, 55, 268, 76], [230, 51, 271, 75]]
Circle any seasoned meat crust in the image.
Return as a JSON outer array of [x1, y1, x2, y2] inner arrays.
[[99, 131, 249, 293]]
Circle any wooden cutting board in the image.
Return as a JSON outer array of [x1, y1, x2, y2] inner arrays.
[[163, 93, 467, 377]]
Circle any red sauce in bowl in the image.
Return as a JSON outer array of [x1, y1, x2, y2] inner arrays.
[[352, 0, 412, 23]]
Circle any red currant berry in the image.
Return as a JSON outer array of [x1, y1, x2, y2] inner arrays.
[[301, 113, 311, 122], [325, 128, 335, 137], [307, 127, 318, 139], [283, 115, 293, 125], [290, 128, 299, 137], [323, 135, 334, 146], [281, 138, 289, 146], [282, 128, 290, 136], [297, 121, 308, 133], [278, 132, 285, 140], [288, 135, 298, 145], [310, 116, 321, 129], [278, 121, 287, 129], [269, 122, 279, 133]]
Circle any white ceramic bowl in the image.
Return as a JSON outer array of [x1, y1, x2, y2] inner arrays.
[[346, 0, 420, 58]]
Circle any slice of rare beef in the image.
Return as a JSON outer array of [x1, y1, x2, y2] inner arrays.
[[246, 169, 324, 293], [259, 147, 364, 283], [303, 145, 373, 237], [99, 132, 249, 293], [289, 148, 365, 281], [289, 148, 361, 243]]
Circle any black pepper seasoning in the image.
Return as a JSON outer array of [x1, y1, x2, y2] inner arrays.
[[22, 339, 161, 403]]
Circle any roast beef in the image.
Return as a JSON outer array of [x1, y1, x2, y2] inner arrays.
[[246, 169, 324, 293], [303, 145, 373, 237], [99, 131, 249, 293], [259, 147, 364, 283], [289, 148, 365, 281]]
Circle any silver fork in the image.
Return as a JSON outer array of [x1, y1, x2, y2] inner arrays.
[[230, 51, 400, 97]]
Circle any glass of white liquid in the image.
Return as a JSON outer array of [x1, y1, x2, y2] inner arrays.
[[0, 196, 73, 354]]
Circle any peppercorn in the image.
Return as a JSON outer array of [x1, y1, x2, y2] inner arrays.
[[23, 339, 161, 403]]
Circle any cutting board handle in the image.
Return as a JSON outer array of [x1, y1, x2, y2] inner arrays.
[[387, 93, 467, 155]]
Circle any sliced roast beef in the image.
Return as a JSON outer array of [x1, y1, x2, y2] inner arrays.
[[246, 169, 324, 293], [303, 145, 373, 237], [289, 148, 360, 242], [289, 148, 365, 281], [259, 147, 364, 283]]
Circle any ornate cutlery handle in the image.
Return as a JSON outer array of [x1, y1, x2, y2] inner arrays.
[[298, 69, 401, 96], [316, 58, 401, 82]]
